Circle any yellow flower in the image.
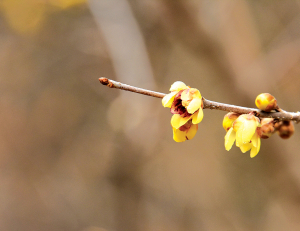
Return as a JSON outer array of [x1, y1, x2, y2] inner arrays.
[[172, 120, 198, 142], [224, 114, 261, 158], [162, 81, 204, 142]]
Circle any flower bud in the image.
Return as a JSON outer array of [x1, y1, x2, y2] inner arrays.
[[276, 121, 294, 139], [259, 118, 275, 139], [223, 112, 240, 131], [255, 93, 278, 112], [274, 121, 281, 130]]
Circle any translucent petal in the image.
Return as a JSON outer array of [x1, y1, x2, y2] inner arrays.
[[180, 89, 190, 101], [170, 81, 188, 92], [224, 127, 236, 151], [181, 88, 201, 101], [236, 119, 257, 145], [162, 91, 177, 108], [192, 109, 203, 124], [250, 136, 261, 158], [187, 98, 202, 114], [239, 143, 252, 153], [171, 114, 192, 129], [251, 132, 259, 148], [190, 89, 201, 99], [172, 127, 187, 142], [223, 113, 239, 131], [186, 124, 198, 140]]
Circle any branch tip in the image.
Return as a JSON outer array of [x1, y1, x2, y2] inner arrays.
[[99, 77, 114, 88], [99, 77, 109, 85]]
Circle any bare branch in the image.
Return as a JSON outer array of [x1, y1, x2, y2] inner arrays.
[[99, 77, 165, 98]]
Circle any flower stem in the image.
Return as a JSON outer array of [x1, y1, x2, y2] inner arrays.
[[99, 77, 300, 122]]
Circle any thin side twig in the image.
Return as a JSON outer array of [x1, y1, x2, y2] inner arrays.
[[99, 77, 300, 122], [99, 77, 165, 98]]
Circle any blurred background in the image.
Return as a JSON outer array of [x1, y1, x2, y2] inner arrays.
[[0, 0, 300, 230]]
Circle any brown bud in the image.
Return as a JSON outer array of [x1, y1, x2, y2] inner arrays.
[[259, 118, 275, 139], [274, 121, 281, 130], [277, 121, 295, 139]]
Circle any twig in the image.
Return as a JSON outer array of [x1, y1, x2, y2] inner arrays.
[[99, 77, 165, 98], [99, 77, 300, 122]]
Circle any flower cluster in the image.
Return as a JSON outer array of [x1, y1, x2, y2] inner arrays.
[[255, 93, 294, 140], [162, 83, 295, 158], [223, 113, 261, 158], [162, 81, 204, 142], [222, 93, 294, 158]]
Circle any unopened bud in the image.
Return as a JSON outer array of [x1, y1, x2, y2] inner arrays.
[[255, 93, 278, 112], [274, 121, 281, 130], [259, 118, 275, 139], [223, 112, 240, 131], [277, 121, 294, 139]]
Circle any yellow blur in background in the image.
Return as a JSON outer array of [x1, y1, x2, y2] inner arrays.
[[1, 0, 87, 34]]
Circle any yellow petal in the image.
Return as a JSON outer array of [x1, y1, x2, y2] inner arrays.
[[181, 89, 190, 101], [186, 124, 198, 140], [251, 132, 259, 148], [224, 127, 236, 151], [192, 108, 203, 124], [170, 81, 188, 92], [239, 143, 252, 153], [171, 114, 192, 129], [250, 136, 261, 158], [181, 88, 201, 101], [172, 127, 187, 142], [235, 119, 257, 145], [162, 91, 177, 108], [223, 112, 240, 131], [187, 98, 202, 114]]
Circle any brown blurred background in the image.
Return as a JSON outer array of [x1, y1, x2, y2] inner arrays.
[[0, 0, 300, 230]]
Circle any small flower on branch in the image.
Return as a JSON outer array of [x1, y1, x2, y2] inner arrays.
[[224, 113, 261, 158], [222, 93, 295, 158], [162, 81, 203, 142]]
